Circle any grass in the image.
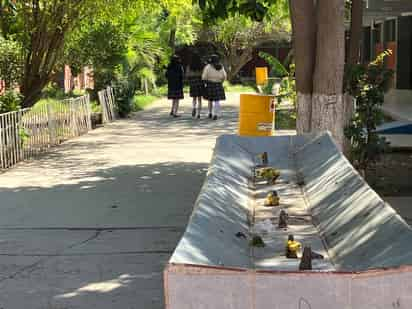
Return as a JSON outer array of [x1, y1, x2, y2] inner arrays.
[[154, 81, 257, 98], [33, 97, 98, 112], [223, 82, 257, 93], [32, 91, 157, 116], [132, 94, 159, 111], [90, 100, 102, 113], [32, 98, 68, 112]]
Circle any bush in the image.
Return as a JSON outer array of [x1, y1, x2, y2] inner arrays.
[[113, 79, 136, 117], [41, 83, 66, 100], [152, 85, 168, 97], [90, 100, 102, 113], [132, 95, 158, 112], [86, 88, 98, 102], [344, 50, 394, 171], [72, 89, 86, 97], [258, 52, 296, 105], [0, 91, 22, 113], [0, 37, 23, 88]]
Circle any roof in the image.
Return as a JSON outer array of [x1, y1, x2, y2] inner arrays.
[[364, 0, 412, 26]]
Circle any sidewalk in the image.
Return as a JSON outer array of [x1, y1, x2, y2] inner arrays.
[[0, 94, 243, 309], [382, 99, 412, 122], [381, 97, 412, 225], [381, 99, 412, 149]]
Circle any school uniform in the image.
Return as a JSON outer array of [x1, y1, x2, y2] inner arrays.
[[166, 63, 184, 100], [202, 64, 227, 119], [187, 68, 204, 98], [186, 67, 205, 118], [205, 81, 226, 101]]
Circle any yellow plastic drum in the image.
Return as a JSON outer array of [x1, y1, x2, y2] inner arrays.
[[255, 67, 268, 86], [239, 94, 275, 136]]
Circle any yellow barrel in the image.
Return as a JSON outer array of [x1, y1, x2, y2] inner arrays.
[[255, 67, 268, 86], [239, 94, 275, 136]]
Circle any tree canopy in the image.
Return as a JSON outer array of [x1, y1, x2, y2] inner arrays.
[[196, 0, 278, 22], [203, 11, 290, 81], [0, 0, 292, 108], [0, 0, 201, 106]]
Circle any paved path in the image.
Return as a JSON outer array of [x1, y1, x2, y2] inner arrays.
[[0, 94, 244, 309], [381, 97, 412, 149], [381, 100, 412, 216], [383, 97, 412, 122], [385, 197, 412, 226]]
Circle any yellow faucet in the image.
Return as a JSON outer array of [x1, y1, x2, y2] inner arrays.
[[265, 190, 280, 206], [286, 235, 301, 259]]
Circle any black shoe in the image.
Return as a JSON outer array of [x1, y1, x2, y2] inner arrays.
[[197, 115, 201, 119], [213, 115, 218, 120], [192, 108, 196, 117], [208, 113, 212, 119], [173, 114, 181, 118], [170, 111, 174, 116]]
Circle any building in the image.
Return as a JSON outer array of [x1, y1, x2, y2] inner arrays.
[[62, 65, 94, 94], [362, 0, 412, 106]]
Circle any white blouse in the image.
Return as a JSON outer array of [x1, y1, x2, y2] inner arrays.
[[202, 64, 227, 83]]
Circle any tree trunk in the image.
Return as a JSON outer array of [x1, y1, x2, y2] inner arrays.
[[169, 28, 176, 52], [344, 0, 364, 154], [311, 0, 346, 149], [348, 0, 363, 65], [21, 31, 66, 107], [225, 48, 253, 82], [289, 0, 317, 134], [21, 79, 47, 107]]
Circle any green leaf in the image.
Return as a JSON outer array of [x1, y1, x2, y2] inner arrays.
[[259, 51, 288, 77]]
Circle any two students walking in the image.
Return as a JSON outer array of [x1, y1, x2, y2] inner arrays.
[[166, 53, 227, 120]]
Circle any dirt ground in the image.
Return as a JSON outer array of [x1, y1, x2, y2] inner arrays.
[[366, 150, 412, 197]]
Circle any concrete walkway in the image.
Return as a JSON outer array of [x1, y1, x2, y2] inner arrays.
[[383, 95, 412, 122], [381, 98, 412, 218], [382, 97, 412, 149], [0, 93, 247, 309]]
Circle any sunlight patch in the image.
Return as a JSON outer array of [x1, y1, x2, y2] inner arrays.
[[55, 274, 134, 299]]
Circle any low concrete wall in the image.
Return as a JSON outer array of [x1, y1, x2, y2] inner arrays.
[[165, 133, 412, 308], [166, 265, 412, 309]]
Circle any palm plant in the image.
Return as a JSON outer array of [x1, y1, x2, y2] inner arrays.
[[259, 51, 296, 105]]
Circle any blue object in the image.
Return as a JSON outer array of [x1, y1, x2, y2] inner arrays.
[[376, 121, 412, 134]]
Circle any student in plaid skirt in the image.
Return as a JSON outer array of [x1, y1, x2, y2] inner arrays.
[[166, 55, 184, 117], [187, 53, 205, 119], [202, 54, 227, 120], [204, 57, 213, 118]]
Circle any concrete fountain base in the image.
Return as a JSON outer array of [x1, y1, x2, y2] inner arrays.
[[164, 133, 412, 309]]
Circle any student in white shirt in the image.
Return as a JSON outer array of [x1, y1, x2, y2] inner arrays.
[[202, 54, 227, 120]]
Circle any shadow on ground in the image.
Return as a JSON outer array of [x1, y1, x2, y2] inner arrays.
[[0, 161, 208, 228], [0, 161, 209, 309], [0, 96, 241, 309]]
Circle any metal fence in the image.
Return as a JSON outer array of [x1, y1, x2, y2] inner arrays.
[[0, 94, 92, 170], [98, 86, 117, 124]]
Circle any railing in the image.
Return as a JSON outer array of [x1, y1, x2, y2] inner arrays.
[[98, 86, 117, 124], [0, 94, 92, 170]]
